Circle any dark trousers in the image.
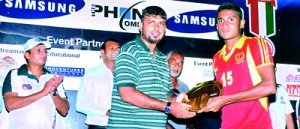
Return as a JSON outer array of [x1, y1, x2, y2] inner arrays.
[[88, 125, 107, 129], [193, 112, 221, 129]]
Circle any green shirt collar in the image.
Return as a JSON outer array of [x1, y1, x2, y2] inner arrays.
[[18, 64, 51, 80], [135, 35, 164, 56]]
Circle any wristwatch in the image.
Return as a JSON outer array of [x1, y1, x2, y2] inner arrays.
[[52, 89, 59, 96], [164, 102, 171, 114]]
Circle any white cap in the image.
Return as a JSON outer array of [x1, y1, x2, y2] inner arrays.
[[24, 38, 51, 51]]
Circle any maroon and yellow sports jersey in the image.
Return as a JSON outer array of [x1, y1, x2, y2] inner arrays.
[[213, 36, 274, 129]]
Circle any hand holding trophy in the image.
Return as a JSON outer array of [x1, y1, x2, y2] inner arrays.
[[182, 80, 223, 111]]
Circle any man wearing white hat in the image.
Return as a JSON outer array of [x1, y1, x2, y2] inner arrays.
[[2, 38, 69, 129]]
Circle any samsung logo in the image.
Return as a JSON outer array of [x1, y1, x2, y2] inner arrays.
[[0, 0, 85, 19], [167, 10, 217, 33]]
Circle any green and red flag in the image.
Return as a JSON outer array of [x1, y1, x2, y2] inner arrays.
[[247, 0, 277, 37]]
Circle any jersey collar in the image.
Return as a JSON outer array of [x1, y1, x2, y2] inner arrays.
[[220, 36, 247, 61]]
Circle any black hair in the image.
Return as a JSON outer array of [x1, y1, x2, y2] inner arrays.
[[100, 39, 119, 50], [141, 6, 167, 21], [217, 2, 243, 20]]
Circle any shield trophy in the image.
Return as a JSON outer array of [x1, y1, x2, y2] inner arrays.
[[182, 80, 223, 112]]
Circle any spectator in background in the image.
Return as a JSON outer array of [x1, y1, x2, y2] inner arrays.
[[269, 84, 294, 129], [166, 50, 191, 129], [107, 6, 196, 129], [2, 38, 69, 129], [198, 2, 276, 129], [166, 50, 189, 94], [298, 99, 300, 128], [76, 39, 120, 129], [0, 86, 2, 112]]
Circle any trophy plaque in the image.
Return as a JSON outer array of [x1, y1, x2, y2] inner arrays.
[[182, 80, 223, 112]]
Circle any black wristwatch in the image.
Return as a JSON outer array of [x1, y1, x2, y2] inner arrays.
[[164, 102, 171, 115], [52, 89, 59, 96]]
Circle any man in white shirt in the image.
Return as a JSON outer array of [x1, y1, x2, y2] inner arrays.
[[2, 38, 69, 129], [76, 39, 120, 129], [269, 84, 295, 129]]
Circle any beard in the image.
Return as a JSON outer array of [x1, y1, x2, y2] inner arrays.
[[170, 67, 181, 77], [142, 33, 160, 44]]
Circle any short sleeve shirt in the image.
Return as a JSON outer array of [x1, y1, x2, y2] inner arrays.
[[2, 64, 66, 129], [269, 85, 294, 129], [108, 36, 172, 129], [213, 36, 274, 129]]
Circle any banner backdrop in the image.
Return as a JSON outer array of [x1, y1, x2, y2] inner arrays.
[[276, 63, 300, 101], [0, 44, 101, 90], [0, 0, 220, 40]]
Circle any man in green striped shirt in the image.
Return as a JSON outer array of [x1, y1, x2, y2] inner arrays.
[[107, 6, 196, 129]]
